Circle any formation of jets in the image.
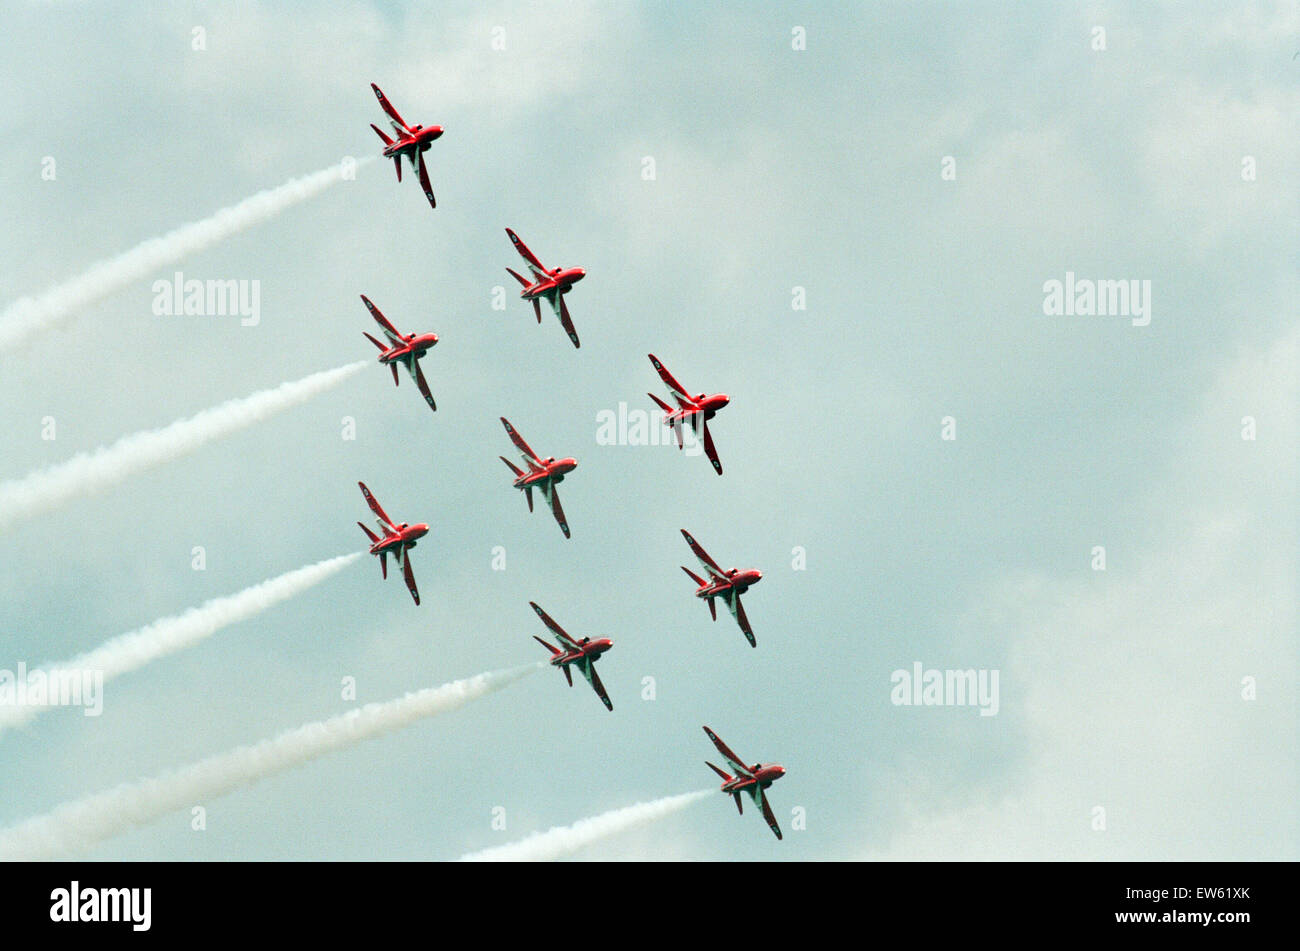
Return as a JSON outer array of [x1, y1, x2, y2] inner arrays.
[[362, 82, 783, 843]]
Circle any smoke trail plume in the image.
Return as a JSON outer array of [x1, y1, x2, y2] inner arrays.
[[459, 789, 713, 861], [0, 664, 544, 860], [0, 361, 368, 533], [0, 553, 362, 735], [0, 158, 374, 351]]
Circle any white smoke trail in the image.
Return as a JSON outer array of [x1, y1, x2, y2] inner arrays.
[[0, 361, 368, 533], [0, 553, 363, 735], [459, 789, 713, 862], [0, 157, 374, 351], [0, 663, 544, 860]]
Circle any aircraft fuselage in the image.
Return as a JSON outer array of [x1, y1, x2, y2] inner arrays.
[[382, 125, 443, 159], [377, 332, 439, 363], [369, 522, 429, 555], [521, 267, 586, 300]]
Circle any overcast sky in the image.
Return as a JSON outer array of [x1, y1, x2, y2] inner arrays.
[[0, 0, 1295, 860]]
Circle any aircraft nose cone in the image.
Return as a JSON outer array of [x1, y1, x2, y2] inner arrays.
[[716, 394, 730, 408]]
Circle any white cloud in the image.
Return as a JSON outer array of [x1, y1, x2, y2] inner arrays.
[[865, 322, 1298, 860]]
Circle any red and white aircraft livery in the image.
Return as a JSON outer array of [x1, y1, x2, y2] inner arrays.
[[498, 417, 578, 539], [647, 354, 729, 475], [680, 529, 762, 647], [369, 82, 443, 209], [355, 481, 428, 605], [360, 295, 438, 412], [703, 726, 786, 840], [530, 601, 614, 711], [504, 228, 585, 348]]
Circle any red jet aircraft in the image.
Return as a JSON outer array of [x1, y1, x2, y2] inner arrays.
[[504, 228, 585, 348], [498, 417, 578, 539], [369, 83, 443, 209], [355, 481, 428, 605], [703, 726, 786, 840], [680, 529, 762, 647], [647, 354, 729, 475], [530, 601, 613, 711], [360, 295, 438, 412]]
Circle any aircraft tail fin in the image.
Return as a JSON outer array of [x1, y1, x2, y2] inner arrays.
[[647, 392, 672, 414], [681, 565, 706, 587], [357, 521, 379, 544], [533, 635, 561, 656], [369, 123, 393, 146], [499, 455, 524, 477], [505, 267, 531, 288], [363, 331, 387, 352], [706, 760, 732, 782]]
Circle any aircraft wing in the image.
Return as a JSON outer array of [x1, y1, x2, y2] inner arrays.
[[530, 601, 581, 652], [703, 726, 753, 779], [417, 151, 436, 208], [401, 549, 420, 605], [703, 421, 723, 475], [549, 484, 570, 538], [579, 658, 613, 711], [648, 354, 691, 398], [758, 788, 783, 840], [500, 417, 542, 466], [681, 529, 726, 579], [361, 295, 404, 345], [359, 482, 395, 528], [410, 359, 436, 411], [371, 83, 411, 132], [538, 480, 570, 538], [554, 293, 580, 349], [505, 228, 547, 273], [727, 593, 756, 647]]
